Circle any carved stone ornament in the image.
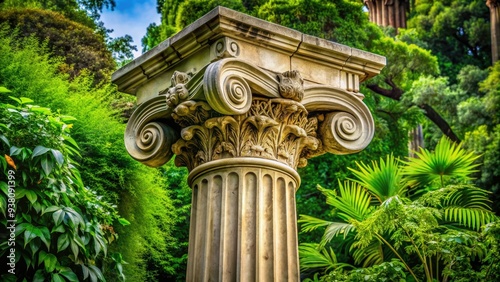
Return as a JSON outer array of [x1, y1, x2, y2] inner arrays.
[[124, 58, 374, 171], [115, 7, 386, 281]]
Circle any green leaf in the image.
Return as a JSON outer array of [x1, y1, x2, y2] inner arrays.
[[10, 146, 22, 156], [51, 273, 64, 282], [41, 155, 54, 176], [0, 86, 11, 93], [57, 234, 70, 252], [44, 253, 57, 273], [33, 269, 46, 282], [25, 189, 38, 204], [70, 240, 79, 259], [8, 96, 21, 104], [53, 209, 65, 226], [38, 250, 48, 267], [0, 135, 10, 147], [117, 217, 130, 226], [32, 145, 50, 158], [51, 149, 64, 166], [60, 269, 78, 282], [51, 225, 65, 233], [42, 206, 60, 216], [20, 97, 34, 105], [23, 224, 37, 247]]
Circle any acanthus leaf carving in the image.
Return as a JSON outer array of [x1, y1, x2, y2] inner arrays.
[[171, 97, 320, 170]]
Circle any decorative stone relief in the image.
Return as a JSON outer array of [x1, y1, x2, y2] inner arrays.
[[211, 37, 240, 60], [172, 97, 319, 171], [124, 58, 375, 170]]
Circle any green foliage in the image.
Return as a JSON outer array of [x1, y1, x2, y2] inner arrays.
[[0, 9, 116, 84], [257, 0, 369, 48], [0, 97, 125, 281], [311, 259, 407, 282], [0, 28, 185, 280], [407, 0, 491, 82], [403, 137, 480, 188], [299, 137, 498, 281]]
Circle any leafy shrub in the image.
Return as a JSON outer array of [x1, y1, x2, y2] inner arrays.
[[0, 8, 115, 84], [0, 95, 126, 281]]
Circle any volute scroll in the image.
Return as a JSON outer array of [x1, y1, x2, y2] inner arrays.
[[124, 96, 179, 167]]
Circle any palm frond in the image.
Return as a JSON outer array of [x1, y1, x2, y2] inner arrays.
[[348, 154, 406, 203], [420, 184, 498, 230], [350, 239, 384, 267], [298, 215, 334, 233], [321, 222, 357, 245], [403, 137, 480, 188], [299, 243, 353, 272], [444, 207, 497, 231], [318, 181, 374, 222]]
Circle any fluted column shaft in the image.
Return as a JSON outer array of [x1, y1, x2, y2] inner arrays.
[[487, 0, 500, 63], [186, 158, 299, 282]]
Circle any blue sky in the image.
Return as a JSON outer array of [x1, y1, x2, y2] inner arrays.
[[100, 0, 161, 58]]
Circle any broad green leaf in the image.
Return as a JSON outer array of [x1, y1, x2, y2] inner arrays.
[[42, 206, 60, 216], [38, 250, 48, 267], [57, 234, 70, 252], [41, 155, 54, 176], [44, 253, 57, 272], [0, 135, 10, 147], [40, 226, 51, 249], [51, 225, 65, 233], [9, 146, 22, 156], [0, 86, 11, 93], [0, 181, 8, 195], [53, 209, 65, 226], [8, 96, 21, 104], [32, 146, 50, 158], [25, 190, 37, 204], [60, 269, 78, 282], [51, 149, 64, 166], [70, 240, 79, 259], [33, 269, 45, 282], [20, 97, 34, 105], [51, 273, 64, 282], [29, 239, 40, 255], [88, 265, 105, 281], [23, 224, 37, 247], [118, 217, 130, 226]]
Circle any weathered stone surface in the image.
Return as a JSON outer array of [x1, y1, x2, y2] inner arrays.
[[364, 0, 409, 29], [113, 6, 385, 282], [487, 0, 500, 63]]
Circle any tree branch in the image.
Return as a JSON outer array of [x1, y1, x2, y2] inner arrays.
[[367, 80, 461, 143], [419, 104, 460, 142]]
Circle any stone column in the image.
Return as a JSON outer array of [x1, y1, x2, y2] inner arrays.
[[364, 0, 409, 29], [487, 0, 500, 64], [112, 7, 385, 281]]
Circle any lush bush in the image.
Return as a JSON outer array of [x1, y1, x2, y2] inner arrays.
[[0, 27, 186, 280], [299, 137, 499, 281], [0, 8, 116, 84], [0, 95, 126, 281]]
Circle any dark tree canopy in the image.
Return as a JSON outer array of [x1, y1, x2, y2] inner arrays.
[[0, 8, 116, 84]]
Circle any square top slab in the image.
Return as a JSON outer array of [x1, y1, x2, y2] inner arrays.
[[112, 6, 385, 97]]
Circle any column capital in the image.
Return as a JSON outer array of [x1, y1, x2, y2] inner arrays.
[[487, 0, 500, 9], [124, 57, 376, 171]]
